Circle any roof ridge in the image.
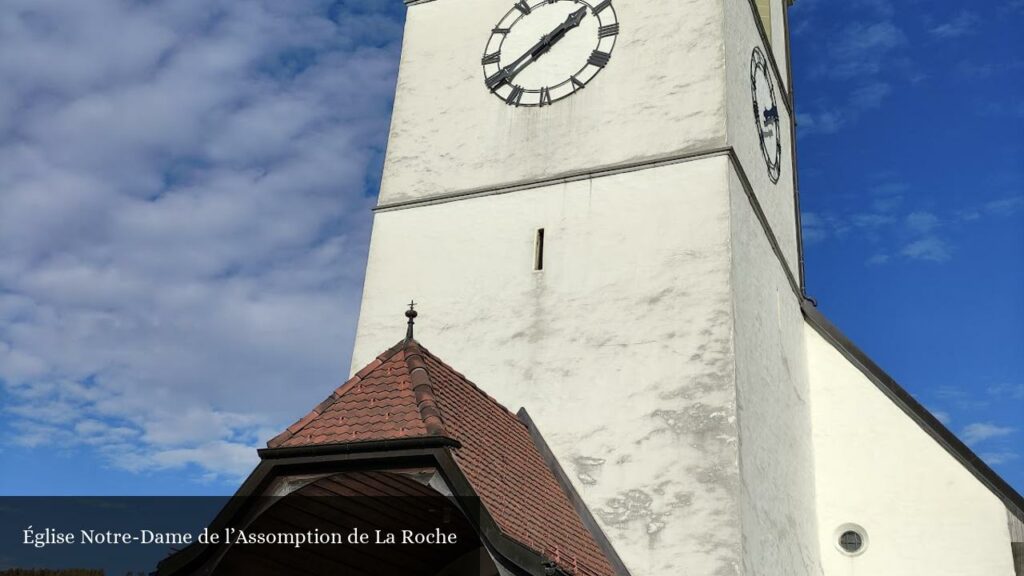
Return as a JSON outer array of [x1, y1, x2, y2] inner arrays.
[[248, 337, 617, 576], [265, 339, 410, 449], [802, 301, 1024, 521], [402, 340, 448, 437], [409, 343, 615, 576], [414, 342, 525, 425]]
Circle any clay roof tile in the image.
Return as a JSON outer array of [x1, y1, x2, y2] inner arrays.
[[265, 338, 617, 576]]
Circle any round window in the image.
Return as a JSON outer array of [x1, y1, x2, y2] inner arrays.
[[838, 530, 863, 552], [833, 523, 868, 556]]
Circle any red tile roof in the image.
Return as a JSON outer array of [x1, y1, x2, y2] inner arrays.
[[267, 339, 616, 576]]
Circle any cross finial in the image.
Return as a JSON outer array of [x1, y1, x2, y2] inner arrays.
[[405, 300, 418, 340]]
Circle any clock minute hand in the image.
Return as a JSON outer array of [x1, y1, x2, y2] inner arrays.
[[495, 6, 589, 86], [530, 6, 588, 60]]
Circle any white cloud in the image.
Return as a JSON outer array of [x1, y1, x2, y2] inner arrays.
[[929, 11, 979, 39], [852, 213, 897, 228], [853, 0, 895, 19], [797, 111, 845, 135], [987, 383, 1024, 401], [797, 8, 908, 138], [150, 441, 259, 479], [976, 101, 1024, 119], [800, 212, 829, 244], [803, 188, 1022, 269], [0, 0, 403, 482], [905, 211, 940, 234], [984, 196, 1024, 216], [866, 253, 890, 266], [961, 423, 1015, 445], [935, 386, 991, 411], [901, 236, 951, 262], [828, 21, 906, 79], [851, 82, 892, 109], [871, 195, 904, 213], [870, 182, 910, 197], [980, 452, 1019, 466]]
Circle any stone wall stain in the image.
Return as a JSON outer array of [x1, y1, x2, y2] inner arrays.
[[573, 456, 606, 486]]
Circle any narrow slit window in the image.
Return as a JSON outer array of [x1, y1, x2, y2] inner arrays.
[[534, 228, 545, 271]]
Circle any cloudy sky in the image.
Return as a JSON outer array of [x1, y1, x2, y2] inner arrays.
[[794, 0, 1023, 491], [0, 0, 404, 494], [0, 0, 1020, 496]]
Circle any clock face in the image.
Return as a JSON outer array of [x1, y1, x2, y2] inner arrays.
[[750, 47, 782, 184], [482, 0, 619, 107]]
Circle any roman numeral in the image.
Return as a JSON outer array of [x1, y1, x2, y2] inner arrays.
[[482, 52, 501, 65], [588, 50, 611, 68], [539, 87, 552, 107], [592, 0, 612, 15], [492, 27, 510, 35], [486, 69, 509, 90], [570, 75, 586, 90], [598, 23, 619, 38], [514, 0, 531, 14], [506, 85, 524, 106]]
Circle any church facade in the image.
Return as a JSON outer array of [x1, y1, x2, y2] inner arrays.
[[349, 0, 1023, 574], [162, 1, 1022, 575]]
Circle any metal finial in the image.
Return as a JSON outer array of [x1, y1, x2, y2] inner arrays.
[[405, 300, 417, 340]]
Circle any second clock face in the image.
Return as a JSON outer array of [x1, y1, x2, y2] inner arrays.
[[482, 0, 619, 107], [750, 47, 782, 184]]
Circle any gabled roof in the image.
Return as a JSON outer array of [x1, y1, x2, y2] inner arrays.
[[802, 300, 1024, 522], [266, 338, 620, 576], [267, 339, 438, 447]]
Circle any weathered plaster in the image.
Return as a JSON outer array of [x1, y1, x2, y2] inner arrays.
[[354, 159, 742, 574], [728, 167, 823, 575], [724, 0, 799, 281], [350, 1, 1020, 573], [379, 0, 728, 204]]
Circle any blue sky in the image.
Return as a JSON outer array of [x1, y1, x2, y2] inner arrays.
[[0, 0, 1019, 499], [792, 0, 1024, 493]]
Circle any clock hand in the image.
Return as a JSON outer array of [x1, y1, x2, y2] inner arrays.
[[486, 6, 588, 91], [530, 6, 588, 60], [762, 105, 779, 126]]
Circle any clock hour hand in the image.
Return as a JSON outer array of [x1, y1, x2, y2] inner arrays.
[[487, 6, 588, 91], [530, 6, 588, 60]]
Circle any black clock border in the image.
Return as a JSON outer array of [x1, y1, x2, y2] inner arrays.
[[481, 0, 619, 108], [750, 46, 782, 184]]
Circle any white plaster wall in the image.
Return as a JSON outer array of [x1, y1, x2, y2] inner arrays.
[[724, 0, 799, 279], [379, 0, 728, 205], [805, 325, 1017, 576], [728, 167, 822, 576], [354, 158, 743, 575]]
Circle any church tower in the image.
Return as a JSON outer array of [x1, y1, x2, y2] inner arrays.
[[350, 1, 816, 574], [150, 2, 1021, 574]]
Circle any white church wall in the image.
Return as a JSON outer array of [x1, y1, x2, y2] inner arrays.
[[378, 0, 729, 206], [347, 1, 1024, 574], [805, 325, 1017, 576], [354, 157, 744, 575], [728, 167, 823, 576], [724, 0, 800, 281]]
